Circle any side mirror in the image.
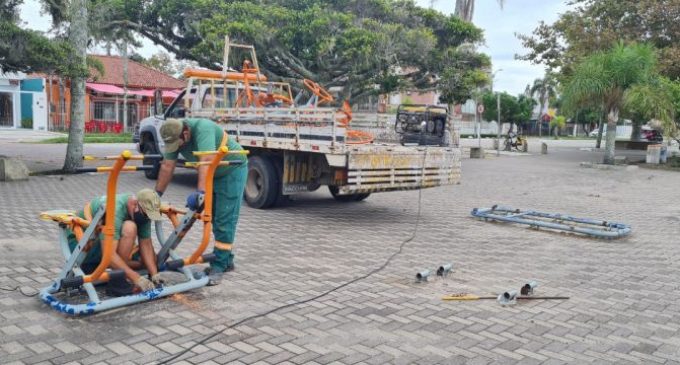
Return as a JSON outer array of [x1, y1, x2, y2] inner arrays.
[[153, 89, 164, 116]]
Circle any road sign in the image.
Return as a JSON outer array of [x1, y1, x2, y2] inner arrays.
[[477, 104, 484, 114]]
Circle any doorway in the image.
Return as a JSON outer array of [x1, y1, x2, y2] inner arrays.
[[0, 92, 14, 127]]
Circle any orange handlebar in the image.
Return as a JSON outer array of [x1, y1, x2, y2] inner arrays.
[[83, 150, 132, 283], [187, 146, 229, 264]]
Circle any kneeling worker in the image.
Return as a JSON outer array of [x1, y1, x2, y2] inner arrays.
[[68, 189, 163, 293], [154, 118, 248, 280]]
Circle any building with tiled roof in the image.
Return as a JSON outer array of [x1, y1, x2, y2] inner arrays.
[[88, 55, 185, 89], [24, 54, 184, 132]]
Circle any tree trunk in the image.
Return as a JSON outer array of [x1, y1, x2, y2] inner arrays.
[[62, 0, 88, 172], [454, 0, 474, 22], [603, 108, 619, 165], [573, 110, 579, 137], [631, 121, 642, 141], [596, 112, 604, 148], [538, 97, 544, 137]]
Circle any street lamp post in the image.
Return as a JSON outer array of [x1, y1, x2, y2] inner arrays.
[[492, 69, 503, 156], [497, 92, 501, 156]]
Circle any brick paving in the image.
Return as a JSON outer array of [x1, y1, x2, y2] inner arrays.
[[1, 145, 679, 364]]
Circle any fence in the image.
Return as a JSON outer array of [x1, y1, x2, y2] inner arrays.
[[48, 98, 151, 133]]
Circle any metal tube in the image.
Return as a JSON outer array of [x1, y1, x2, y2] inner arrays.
[[416, 270, 431, 283], [521, 281, 538, 296], [436, 263, 453, 277], [497, 290, 518, 305]]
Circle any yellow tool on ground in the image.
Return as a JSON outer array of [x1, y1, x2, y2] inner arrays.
[[442, 293, 569, 301]]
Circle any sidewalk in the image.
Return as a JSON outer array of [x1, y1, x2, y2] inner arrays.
[[0, 140, 136, 174], [0, 128, 66, 142]]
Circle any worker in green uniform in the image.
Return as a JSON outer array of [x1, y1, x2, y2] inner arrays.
[[68, 189, 163, 293], [154, 118, 248, 281]]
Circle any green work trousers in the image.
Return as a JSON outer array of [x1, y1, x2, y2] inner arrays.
[[210, 163, 248, 272]]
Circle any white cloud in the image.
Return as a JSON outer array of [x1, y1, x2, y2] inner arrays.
[[419, 0, 571, 95]]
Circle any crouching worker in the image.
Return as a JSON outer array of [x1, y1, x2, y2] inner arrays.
[[154, 118, 248, 283], [67, 189, 163, 295]]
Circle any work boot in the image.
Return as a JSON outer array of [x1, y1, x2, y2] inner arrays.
[[204, 263, 235, 287]]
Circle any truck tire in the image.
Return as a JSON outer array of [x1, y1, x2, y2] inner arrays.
[[142, 139, 160, 180], [328, 186, 371, 202], [245, 156, 279, 209], [270, 156, 289, 207]]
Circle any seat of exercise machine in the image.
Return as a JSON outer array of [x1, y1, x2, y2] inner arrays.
[[39, 210, 90, 227]]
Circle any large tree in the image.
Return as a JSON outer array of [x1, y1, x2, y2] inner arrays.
[[517, 0, 680, 79], [99, 0, 488, 103], [481, 91, 536, 133], [561, 43, 674, 164]]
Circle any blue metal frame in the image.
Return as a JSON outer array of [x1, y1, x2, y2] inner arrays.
[[40, 205, 210, 316], [471, 205, 631, 239]]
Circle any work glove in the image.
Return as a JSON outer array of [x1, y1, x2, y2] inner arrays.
[[135, 276, 155, 292], [151, 273, 165, 287], [186, 190, 205, 211]]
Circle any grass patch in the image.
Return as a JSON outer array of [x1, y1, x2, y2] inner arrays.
[[37, 133, 133, 144]]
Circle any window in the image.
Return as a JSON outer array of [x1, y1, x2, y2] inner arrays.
[[93, 101, 116, 121], [202, 85, 236, 109]]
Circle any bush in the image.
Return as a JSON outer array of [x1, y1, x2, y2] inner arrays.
[[21, 118, 33, 129]]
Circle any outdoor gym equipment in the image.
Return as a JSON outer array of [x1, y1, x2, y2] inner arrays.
[[471, 205, 631, 239], [38, 147, 247, 315]]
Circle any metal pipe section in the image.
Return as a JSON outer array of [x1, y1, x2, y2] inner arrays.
[[521, 281, 538, 296], [436, 263, 453, 277], [497, 290, 518, 305], [416, 270, 431, 283], [471, 206, 631, 238]]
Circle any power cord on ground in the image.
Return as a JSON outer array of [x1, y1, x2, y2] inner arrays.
[[156, 165, 426, 364], [0, 286, 40, 297]]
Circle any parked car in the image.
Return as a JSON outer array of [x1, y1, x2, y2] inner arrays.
[[589, 126, 605, 137], [640, 127, 663, 142]]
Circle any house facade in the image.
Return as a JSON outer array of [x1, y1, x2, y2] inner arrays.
[[28, 55, 184, 133], [0, 72, 26, 128]]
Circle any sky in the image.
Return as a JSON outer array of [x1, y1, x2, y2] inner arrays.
[[20, 0, 570, 96], [415, 0, 571, 95]]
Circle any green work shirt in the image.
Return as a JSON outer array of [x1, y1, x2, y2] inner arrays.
[[77, 193, 151, 241], [163, 118, 247, 178], [68, 193, 151, 265]]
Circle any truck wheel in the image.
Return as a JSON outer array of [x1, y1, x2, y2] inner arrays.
[[270, 156, 289, 207], [245, 156, 279, 209], [142, 139, 160, 180], [329, 186, 371, 202]]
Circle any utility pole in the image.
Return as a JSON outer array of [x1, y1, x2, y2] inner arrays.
[[122, 39, 128, 133], [497, 92, 501, 156]]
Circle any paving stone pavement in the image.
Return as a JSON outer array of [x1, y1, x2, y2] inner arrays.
[[1, 147, 679, 365]]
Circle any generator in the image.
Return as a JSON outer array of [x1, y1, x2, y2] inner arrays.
[[395, 104, 449, 146]]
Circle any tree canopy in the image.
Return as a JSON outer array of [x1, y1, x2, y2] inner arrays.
[[517, 0, 680, 79], [96, 0, 490, 103], [481, 92, 536, 130], [561, 43, 674, 164], [0, 0, 102, 77]]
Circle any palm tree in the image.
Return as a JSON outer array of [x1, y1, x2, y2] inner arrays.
[[455, 0, 505, 22], [530, 74, 557, 137], [562, 43, 674, 165]]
